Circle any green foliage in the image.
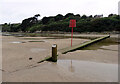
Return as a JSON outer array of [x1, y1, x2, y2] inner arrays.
[[2, 13, 120, 33], [19, 14, 40, 32], [28, 24, 43, 33], [2, 23, 11, 32], [55, 14, 64, 21], [81, 15, 87, 19], [64, 13, 74, 19], [2, 23, 20, 32]]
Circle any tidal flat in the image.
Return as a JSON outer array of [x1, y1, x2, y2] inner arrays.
[[2, 34, 118, 82]]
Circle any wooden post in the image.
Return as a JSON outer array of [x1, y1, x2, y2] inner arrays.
[[52, 44, 57, 62]]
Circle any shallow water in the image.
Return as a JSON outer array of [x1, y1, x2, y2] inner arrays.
[[50, 60, 118, 82], [10, 41, 25, 44], [81, 38, 119, 50]]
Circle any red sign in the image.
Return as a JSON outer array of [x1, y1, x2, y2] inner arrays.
[[69, 20, 76, 27], [69, 19, 76, 47]]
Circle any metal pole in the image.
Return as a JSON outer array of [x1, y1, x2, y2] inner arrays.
[[52, 44, 57, 62], [71, 27, 73, 47]]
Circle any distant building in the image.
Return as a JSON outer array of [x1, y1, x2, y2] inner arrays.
[[94, 14, 103, 19]]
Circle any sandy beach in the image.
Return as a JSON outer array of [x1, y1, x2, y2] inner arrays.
[[2, 35, 118, 82]]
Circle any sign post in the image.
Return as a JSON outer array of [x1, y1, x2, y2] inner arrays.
[[69, 19, 76, 47]]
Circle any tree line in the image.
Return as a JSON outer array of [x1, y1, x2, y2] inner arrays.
[[2, 13, 120, 33]]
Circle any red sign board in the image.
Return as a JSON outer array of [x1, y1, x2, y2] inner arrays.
[[69, 19, 76, 47], [69, 20, 76, 27]]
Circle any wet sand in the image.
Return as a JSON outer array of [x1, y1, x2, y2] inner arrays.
[[58, 46, 118, 64], [2, 36, 89, 78], [2, 35, 118, 82], [3, 60, 118, 82]]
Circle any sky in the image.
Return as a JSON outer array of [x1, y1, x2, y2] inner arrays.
[[0, 0, 120, 24]]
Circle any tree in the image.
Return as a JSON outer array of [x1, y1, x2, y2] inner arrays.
[[2, 23, 11, 32], [34, 14, 40, 18], [20, 14, 40, 32], [64, 13, 74, 19], [108, 14, 114, 17], [75, 14, 80, 17], [89, 15, 93, 18], [2, 13, 120, 33], [34, 14, 40, 22], [55, 14, 64, 21], [81, 15, 87, 19], [41, 17, 55, 24]]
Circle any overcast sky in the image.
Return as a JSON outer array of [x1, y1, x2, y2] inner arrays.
[[0, 0, 120, 24]]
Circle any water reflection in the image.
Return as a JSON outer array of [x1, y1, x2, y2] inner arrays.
[[69, 60, 75, 72], [55, 60, 118, 81]]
